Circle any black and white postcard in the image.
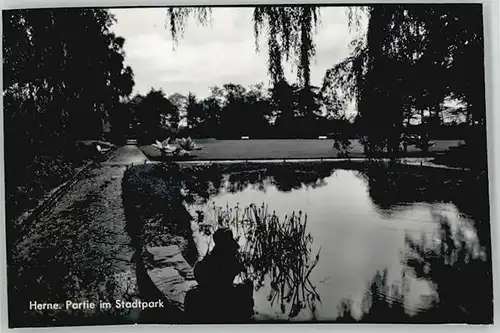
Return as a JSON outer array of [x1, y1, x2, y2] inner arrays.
[[2, 2, 495, 328]]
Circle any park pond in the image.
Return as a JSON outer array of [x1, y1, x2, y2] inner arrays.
[[177, 162, 492, 323]]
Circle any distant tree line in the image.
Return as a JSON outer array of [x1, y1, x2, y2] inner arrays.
[[119, 81, 363, 143], [120, 78, 474, 144]]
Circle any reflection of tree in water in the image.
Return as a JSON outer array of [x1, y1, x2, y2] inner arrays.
[[362, 163, 489, 222], [176, 162, 336, 201], [226, 169, 268, 193], [335, 214, 492, 323], [444, 169, 491, 262], [360, 164, 454, 212], [405, 215, 493, 323], [194, 203, 322, 319], [269, 166, 331, 192], [336, 269, 408, 323], [360, 163, 491, 253], [151, 163, 224, 204], [362, 163, 492, 322], [361, 270, 408, 323]]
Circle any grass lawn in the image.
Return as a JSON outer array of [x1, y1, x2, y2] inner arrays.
[[139, 139, 465, 161]]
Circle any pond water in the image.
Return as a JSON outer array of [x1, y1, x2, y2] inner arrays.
[[183, 165, 491, 323]]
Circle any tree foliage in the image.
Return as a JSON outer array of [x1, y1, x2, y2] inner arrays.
[[3, 8, 134, 219], [132, 88, 179, 142], [180, 84, 274, 139], [144, 81, 343, 140], [322, 5, 486, 156], [3, 8, 134, 145]]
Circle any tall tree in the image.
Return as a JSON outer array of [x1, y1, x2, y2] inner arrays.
[[3, 8, 134, 145], [323, 5, 485, 156], [134, 88, 178, 142], [185, 92, 204, 135], [270, 80, 297, 138], [168, 92, 187, 130]]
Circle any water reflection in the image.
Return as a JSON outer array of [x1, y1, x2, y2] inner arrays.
[[177, 163, 336, 202], [193, 203, 321, 319], [178, 163, 492, 323], [405, 215, 492, 323]]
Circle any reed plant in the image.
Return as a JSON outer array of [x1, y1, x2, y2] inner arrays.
[[194, 203, 321, 318]]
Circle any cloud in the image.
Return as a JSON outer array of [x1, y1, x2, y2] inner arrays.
[[110, 6, 357, 98]]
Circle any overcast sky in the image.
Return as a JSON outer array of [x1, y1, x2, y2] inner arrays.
[[110, 7, 363, 99]]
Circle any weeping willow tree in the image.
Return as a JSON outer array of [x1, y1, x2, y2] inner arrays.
[[166, 6, 320, 87], [329, 6, 441, 155], [323, 5, 485, 157]]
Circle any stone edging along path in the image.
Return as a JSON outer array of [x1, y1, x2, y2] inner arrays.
[[143, 245, 198, 313]]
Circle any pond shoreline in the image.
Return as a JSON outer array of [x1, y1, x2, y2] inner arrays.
[[121, 159, 490, 323], [127, 157, 470, 172]]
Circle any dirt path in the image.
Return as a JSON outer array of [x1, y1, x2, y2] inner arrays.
[[10, 145, 150, 327], [103, 145, 148, 166]]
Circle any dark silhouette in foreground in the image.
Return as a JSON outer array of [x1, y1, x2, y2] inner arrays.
[[184, 228, 254, 323]]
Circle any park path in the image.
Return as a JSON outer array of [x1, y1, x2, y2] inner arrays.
[[11, 145, 150, 325], [103, 144, 148, 166]]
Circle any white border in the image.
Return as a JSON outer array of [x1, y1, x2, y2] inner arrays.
[[0, 1, 498, 333]]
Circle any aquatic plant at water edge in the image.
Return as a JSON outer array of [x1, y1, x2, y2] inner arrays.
[[194, 202, 321, 318]]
